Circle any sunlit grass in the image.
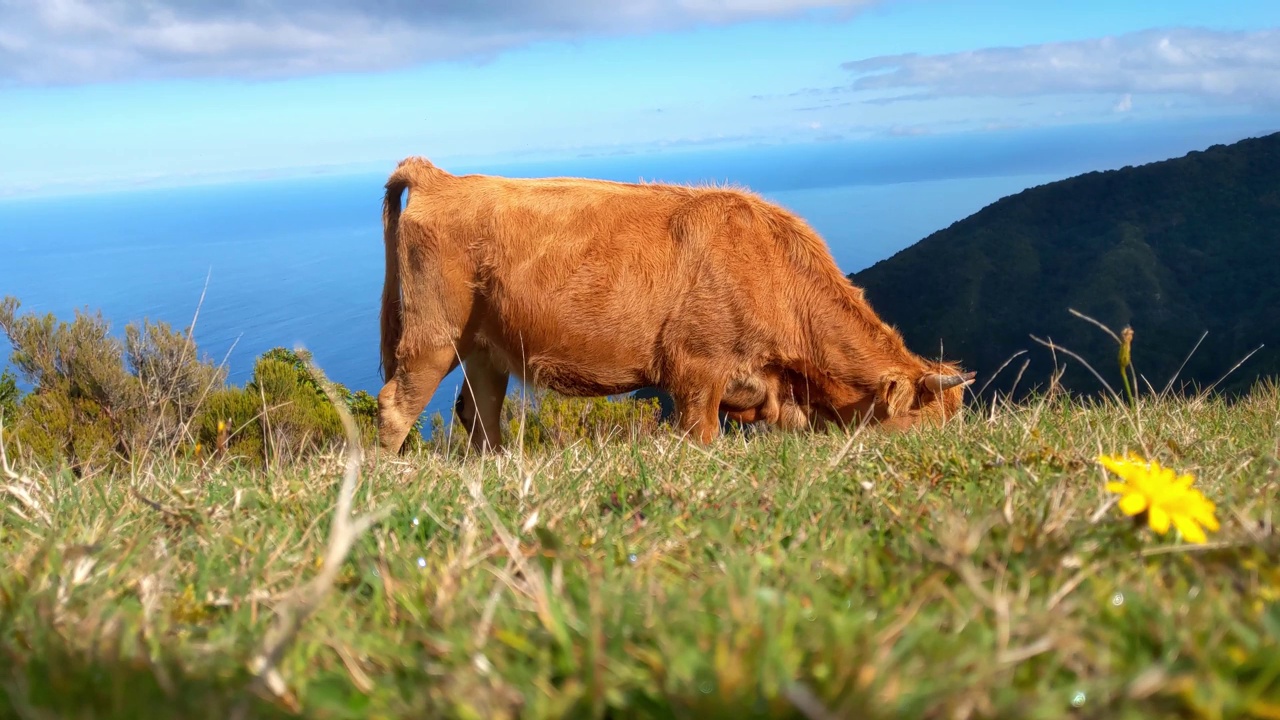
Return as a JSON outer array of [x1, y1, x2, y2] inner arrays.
[[2, 384, 1279, 719]]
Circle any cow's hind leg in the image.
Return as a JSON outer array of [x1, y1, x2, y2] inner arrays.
[[378, 346, 463, 454], [453, 348, 510, 453]]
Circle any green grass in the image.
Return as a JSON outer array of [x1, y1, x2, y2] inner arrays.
[[3, 387, 1280, 719]]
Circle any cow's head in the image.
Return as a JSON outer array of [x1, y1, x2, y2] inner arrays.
[[878, 363, 974, 429], [808, 362, 974, 431]]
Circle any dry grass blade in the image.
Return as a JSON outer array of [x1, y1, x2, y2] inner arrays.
[[173, 332, 243, 458], [997, 635, 1057, 665], [1193, 343, 1266, 404], [234, 345, 393, 715], [827, 400, 878, 468], [2, 480, 51, 526], [1067, 307, 1121, 344], [135, 269, 215, 466], [1028, 335, 1143, 437], [1160, 329, 1209, 398], [1004, 358, 1031, 406], [1, 417, 52, 527], [1046, 568, 1092, 611], [1137, 540, 1253, 557], [1064, 308, 1142, 404], [976, 349, 1029, 397], [129, 486, 201, 531], [466, 474, 549, 610], [785, 682, 840, 720]]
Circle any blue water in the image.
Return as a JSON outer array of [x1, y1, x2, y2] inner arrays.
[[4, 122, 1267, 426]]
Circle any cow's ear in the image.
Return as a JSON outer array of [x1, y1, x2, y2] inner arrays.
[[876, 372, 914, 418]]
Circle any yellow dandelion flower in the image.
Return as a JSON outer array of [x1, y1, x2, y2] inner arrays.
[[1098, 453, 1220, 544]]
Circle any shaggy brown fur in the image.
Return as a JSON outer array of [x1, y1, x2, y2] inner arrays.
[[377, 156, 974, 453]]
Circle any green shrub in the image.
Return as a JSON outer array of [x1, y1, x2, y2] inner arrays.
[[7, 390, 120, 473], [227, 347, 424, 463], [0, 368, 18, 422], [0, 296, 242, 471], [496, 388, 663, 453], [192, 386, 265, 464], [0, 368, 17, 467], [246, 353, 343, 463], [0, 297, 143, 471], [411, 387, 664, 457], [125, 318, 226, 453]]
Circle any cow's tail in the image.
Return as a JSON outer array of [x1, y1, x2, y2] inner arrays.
[[379, 156, 440, 382]]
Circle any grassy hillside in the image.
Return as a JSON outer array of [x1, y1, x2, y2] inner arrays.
[[849, 131, 1280, 400], [3, 384, 1279, 718]]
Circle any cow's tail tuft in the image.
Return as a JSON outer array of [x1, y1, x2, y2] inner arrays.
[[379, 156, 441, 381], [379, 181, 405, 382]]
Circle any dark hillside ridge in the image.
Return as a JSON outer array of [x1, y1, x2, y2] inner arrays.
[[849, 130, 1280, 399]]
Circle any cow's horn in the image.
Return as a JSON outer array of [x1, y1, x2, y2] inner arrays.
[[922, 372, 976, 393]]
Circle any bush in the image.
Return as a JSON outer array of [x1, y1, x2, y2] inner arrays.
[[1, 297, 142, 471], [7, 389, 120, 473], [0, 368, 18, 422], [191, 347, 426, 465], [250, 348, 415, 451], [249, 353, 344, 462], [126, 318, 226, 452], [0, 369, 17, 466], [496, 388, 663, 453], [0, 299, 350, 470], [0, 297, 238, 471], [192, 386, 265, 464], [414, 386, 665, 457]]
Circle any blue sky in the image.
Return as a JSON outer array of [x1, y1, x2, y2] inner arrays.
[[1, 0, 1278, 197]]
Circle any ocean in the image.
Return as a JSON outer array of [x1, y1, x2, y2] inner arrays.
[[19, 125, 1217, 426]]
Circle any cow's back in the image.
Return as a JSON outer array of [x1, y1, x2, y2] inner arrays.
[[661, 190, 812, 362], [398, 172, 814, 393]]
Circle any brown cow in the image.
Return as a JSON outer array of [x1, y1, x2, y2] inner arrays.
[[376, 156, 973, 453]]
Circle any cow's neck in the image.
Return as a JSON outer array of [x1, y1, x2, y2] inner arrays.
[[795, 287, 926, 403], [765, 213, 929, 405]]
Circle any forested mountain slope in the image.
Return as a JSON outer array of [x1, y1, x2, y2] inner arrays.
[[849, 131, 1280, 398]]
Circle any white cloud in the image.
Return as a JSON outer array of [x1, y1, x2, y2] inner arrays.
[[842, 27, 1280, 107], [1113, 93, 1133, 113], [0, 0, 883, 86]]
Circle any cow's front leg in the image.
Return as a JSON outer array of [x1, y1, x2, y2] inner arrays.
[[672, 379, 726, 445], [378, 345, 462, 454]]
